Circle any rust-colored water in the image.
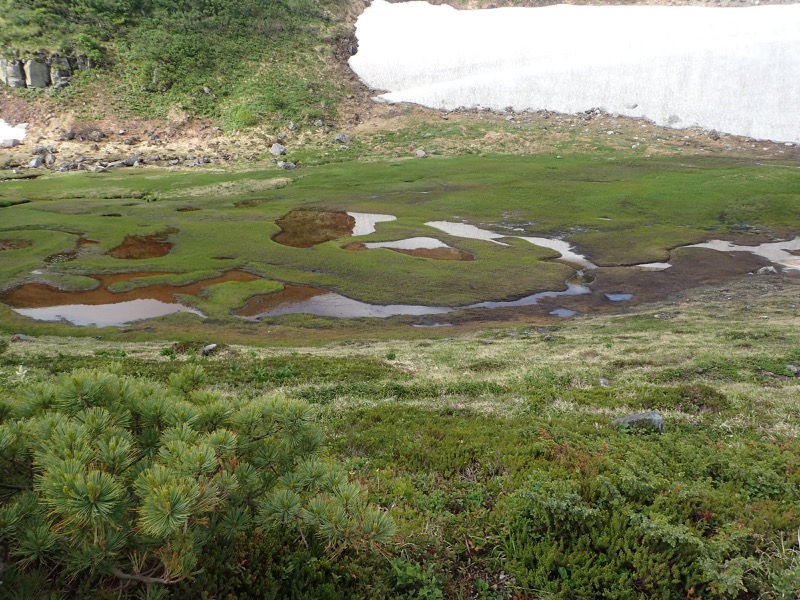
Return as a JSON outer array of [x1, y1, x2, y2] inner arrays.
[[0, 270, 259, 308]]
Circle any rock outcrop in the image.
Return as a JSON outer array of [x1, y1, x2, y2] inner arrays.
[[0, 56, 74, 89]]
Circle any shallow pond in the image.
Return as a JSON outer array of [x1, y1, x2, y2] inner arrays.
[[1, 270, 257, 327]]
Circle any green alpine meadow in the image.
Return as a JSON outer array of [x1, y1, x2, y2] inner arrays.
[[1, 0, 799, 597]]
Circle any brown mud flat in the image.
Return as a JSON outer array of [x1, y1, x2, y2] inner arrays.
[[342, 242, 475, 261], [107, 227, 178, 259], [0, 270, 259, 308], [439, 247, 791, 326], [237, 284, 326, 317], [273, 209, 355, 248], [0, 239, 33, 251], [45, 236, 99, 264]]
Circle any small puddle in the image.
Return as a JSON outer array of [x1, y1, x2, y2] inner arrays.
[[605, 293, 633, 302], [1, 270, 258, 327], [550, 308, 577, 318], [107, 227, 177, 259], [273, 209, 396, 248], [688, 238, 800, 271], [635, 262, 672, 271]]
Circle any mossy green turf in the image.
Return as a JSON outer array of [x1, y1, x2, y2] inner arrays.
[[0, 154, 797, 333]]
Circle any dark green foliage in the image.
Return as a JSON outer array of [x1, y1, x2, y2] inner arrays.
[[0, 365, 394, 597]]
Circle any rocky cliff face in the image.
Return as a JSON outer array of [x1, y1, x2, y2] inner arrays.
[[0, 57, 74, 90]]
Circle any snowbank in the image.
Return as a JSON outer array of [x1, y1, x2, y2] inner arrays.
[[350, 1, 800, 143], [0, 119, 27, 143]]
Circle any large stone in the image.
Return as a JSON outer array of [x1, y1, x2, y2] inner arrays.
[[29, 156, 45, 169], [269, 143, 286, 156], [49, 57, 72, 80], [612, 410, 664, 432], [333, 132, 351, 144], [6, 61, 26, 88], [0, 139, 20, 149], [24, 60, 50, 88]]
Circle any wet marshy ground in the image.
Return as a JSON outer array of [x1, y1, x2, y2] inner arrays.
[[273, 209, 356, 248], [342, 238, 475, 261], [0, 270, 258, 326], [107, 227, 177, 259], [0, 239, 33, 251]]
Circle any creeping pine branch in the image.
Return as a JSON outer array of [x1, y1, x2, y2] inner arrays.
[[112, 568, 180, 585]]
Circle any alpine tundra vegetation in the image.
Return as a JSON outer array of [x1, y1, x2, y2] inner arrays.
[[1, 0, 799, 597]]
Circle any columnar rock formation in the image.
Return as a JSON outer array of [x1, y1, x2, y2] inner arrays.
[[0, 56, 74, 89]]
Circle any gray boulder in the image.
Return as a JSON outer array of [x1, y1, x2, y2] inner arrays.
[[333, 132, 351, 144], [49, 57, 72, 81], [0, 139, 20, 149], [107, 160, 126, 168], [6, 61, 26, 88], [32, 145, 49, 155], [200, 343, 218, 356], [277, 161, 296, 170], [612, 410, 664, 432], [11, 333, 35, 342], [45, 153, 56, 166], [756, 266, 778, 275], [787, 365, 799, 375], [414, 149, 427, 158], [313, 119, 324, 127], [24, 60, 50, 88], [122, 156, 139, 167], [61, 129, 76, 141], [87, 130, 105, 142], [269, 143, 286, 156], [29, 156, 45, 169]]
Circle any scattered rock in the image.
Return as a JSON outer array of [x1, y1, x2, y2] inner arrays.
[[787, 365, 799, 376], [277, 161, 297, 170], [122, 156, 140, 167], [415, 149, 427, 158], [313, 119, 324, 127], [756, 266, 778, 275], [599, 377, 611, 387], [32, 145, 49, 155], [87, 130, 105, 142], [200, 343, 218, 356], [0, 139, 20, 149], [61, 129, 76, 141], [333, 132, 351, 144], [277, 133, 286, 141], [613, 410, 664, 432], [45, 153, 56, 166], [288, 122, 297, 131], [269, 143, 286, 156], [28, 156, 45, 168], [708, 130, 721, 141]]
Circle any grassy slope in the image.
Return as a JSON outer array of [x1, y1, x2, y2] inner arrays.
[[2, 273, 799, 597]]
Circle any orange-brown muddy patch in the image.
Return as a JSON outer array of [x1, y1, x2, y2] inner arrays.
[[237, 285, 327, 317], [342, 241, 474, 261], [273, 209, 355, 248], [0, 270, 259, 308], [107, 227, 177, 259], [0, 239, 33, 251]]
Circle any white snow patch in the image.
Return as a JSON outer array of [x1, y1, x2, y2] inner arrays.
[[347, 212, 397, 235], [364, 237, 450, 250], [0, 119, 27, 143], [350, 1, 800, 143], [688, 237, 800, 271]]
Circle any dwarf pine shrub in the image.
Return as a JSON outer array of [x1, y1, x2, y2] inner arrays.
[[0, 365, 394, 597]]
